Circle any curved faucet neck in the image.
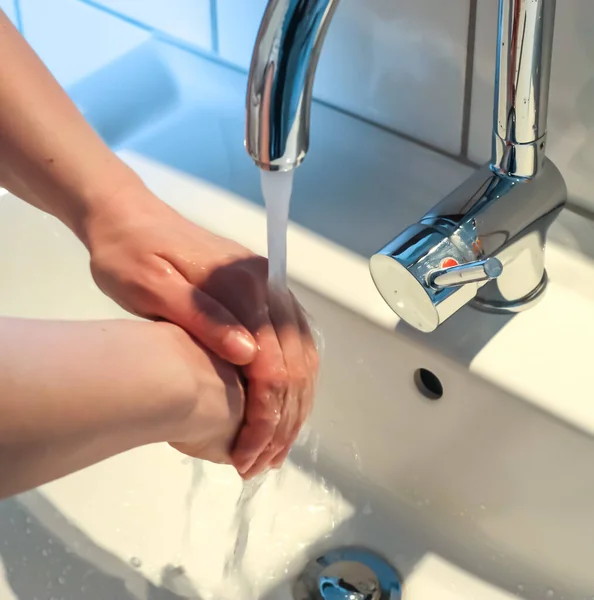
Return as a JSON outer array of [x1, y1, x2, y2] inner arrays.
[[245, 0, 340, 172]]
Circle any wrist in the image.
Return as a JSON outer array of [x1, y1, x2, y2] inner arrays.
[[133, 322, 201, 445], [67, 163, 158, 249]]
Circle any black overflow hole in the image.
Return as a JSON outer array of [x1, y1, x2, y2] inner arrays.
[[414, 368, 443, 400]]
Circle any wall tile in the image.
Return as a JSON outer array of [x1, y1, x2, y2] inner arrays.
[[0, 0, 17, 25], [90, 0, 212, 50], [20, 0, 150, 88], [314, 0, 469, 154], [217, 0, 266, 70], [469, 0, 594, 212], [217, 0, 470, 155], [466, 0, 494, 165]]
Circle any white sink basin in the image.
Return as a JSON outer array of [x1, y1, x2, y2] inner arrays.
[[1, 153, 594, 600]]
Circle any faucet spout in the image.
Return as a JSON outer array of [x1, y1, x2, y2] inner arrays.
[[245, 0, 340, 172]]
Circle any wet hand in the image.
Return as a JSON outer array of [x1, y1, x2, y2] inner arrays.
[[84, 184, 319, 477], [160, 323, 246, 465]]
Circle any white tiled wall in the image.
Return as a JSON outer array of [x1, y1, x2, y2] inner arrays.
[[10, 0, 594, 212], [218, 0, 470, 154], [469, 0, 594, 212]]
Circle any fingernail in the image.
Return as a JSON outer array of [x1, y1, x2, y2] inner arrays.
[[235, 459, 255, 476], [225, 330, 257, 364]]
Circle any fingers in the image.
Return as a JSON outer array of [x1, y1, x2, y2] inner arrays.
[[240, 291, 304, 477], [238, 290, 318, 479], [231, 316, 287, 475], [159, 277, 257, 366], [269, 294, 318, 468]]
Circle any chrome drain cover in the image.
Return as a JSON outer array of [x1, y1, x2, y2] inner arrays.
[[293, 547, 402, 600]]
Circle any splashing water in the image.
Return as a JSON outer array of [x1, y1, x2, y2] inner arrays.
[[224, 474, 268, 596], [179, 169, 332, 597], [217, 171, 296, 593], [183, 459, 204, 552]]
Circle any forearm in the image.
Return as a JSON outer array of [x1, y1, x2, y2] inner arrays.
[[0, 11, 145, 242], [0, 318, 192, 498]]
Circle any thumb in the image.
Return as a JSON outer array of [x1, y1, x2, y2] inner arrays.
[[160, 279, 257, 366]]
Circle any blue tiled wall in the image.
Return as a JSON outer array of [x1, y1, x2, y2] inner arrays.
[[0, 0, 18, 26], [11, 0, 471, 158], [19, 0, 150, 88]]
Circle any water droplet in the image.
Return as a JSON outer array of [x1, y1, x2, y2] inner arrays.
[[58, 577, 65, 585], [480, 504, 487, 510], [517, 583, 524, 592], [129, 557, 142, 569], [25, 528, 31, 534], [26, 517, 32, 523], [362, 503, 373, 516], [41, 549, 49, 557], [546, 590, 554, 598], [48, 538, 54, 545]]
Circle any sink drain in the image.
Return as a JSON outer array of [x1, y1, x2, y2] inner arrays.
[[293, 547, 402, 600]]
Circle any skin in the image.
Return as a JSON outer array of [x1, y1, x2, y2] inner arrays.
[[0, 11, 319, 478], [0, 319, 245, 500]]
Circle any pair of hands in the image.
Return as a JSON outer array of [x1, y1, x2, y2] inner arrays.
[[85, 184, 319, 478]]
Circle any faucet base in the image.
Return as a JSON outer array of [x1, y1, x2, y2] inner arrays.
[[470, 271, 548, 314]]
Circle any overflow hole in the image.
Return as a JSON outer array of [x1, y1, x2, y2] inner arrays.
[[414, 368, 443, 400]]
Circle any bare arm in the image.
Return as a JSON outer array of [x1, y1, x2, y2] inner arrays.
[[0, 10, 318, 478], [0, 10, 141, 240], [0, 318, 244, 499]]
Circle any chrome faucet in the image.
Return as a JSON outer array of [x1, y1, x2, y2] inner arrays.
[[245, 0, 566, 332]]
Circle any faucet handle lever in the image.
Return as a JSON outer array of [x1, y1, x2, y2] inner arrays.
[[428, 257, 503, 290]]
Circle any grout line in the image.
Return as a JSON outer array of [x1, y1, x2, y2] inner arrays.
[[209, 0, 220, 54], [566, 201, 594, 222], [460, 0, 478, 159], [158, 34, 247, 75], [78, 0, 236, 67], [313, 98, 481, 169], [13, 0, 23, 34], [77, 0, 481, 172], [78, 0, 154, 30]]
